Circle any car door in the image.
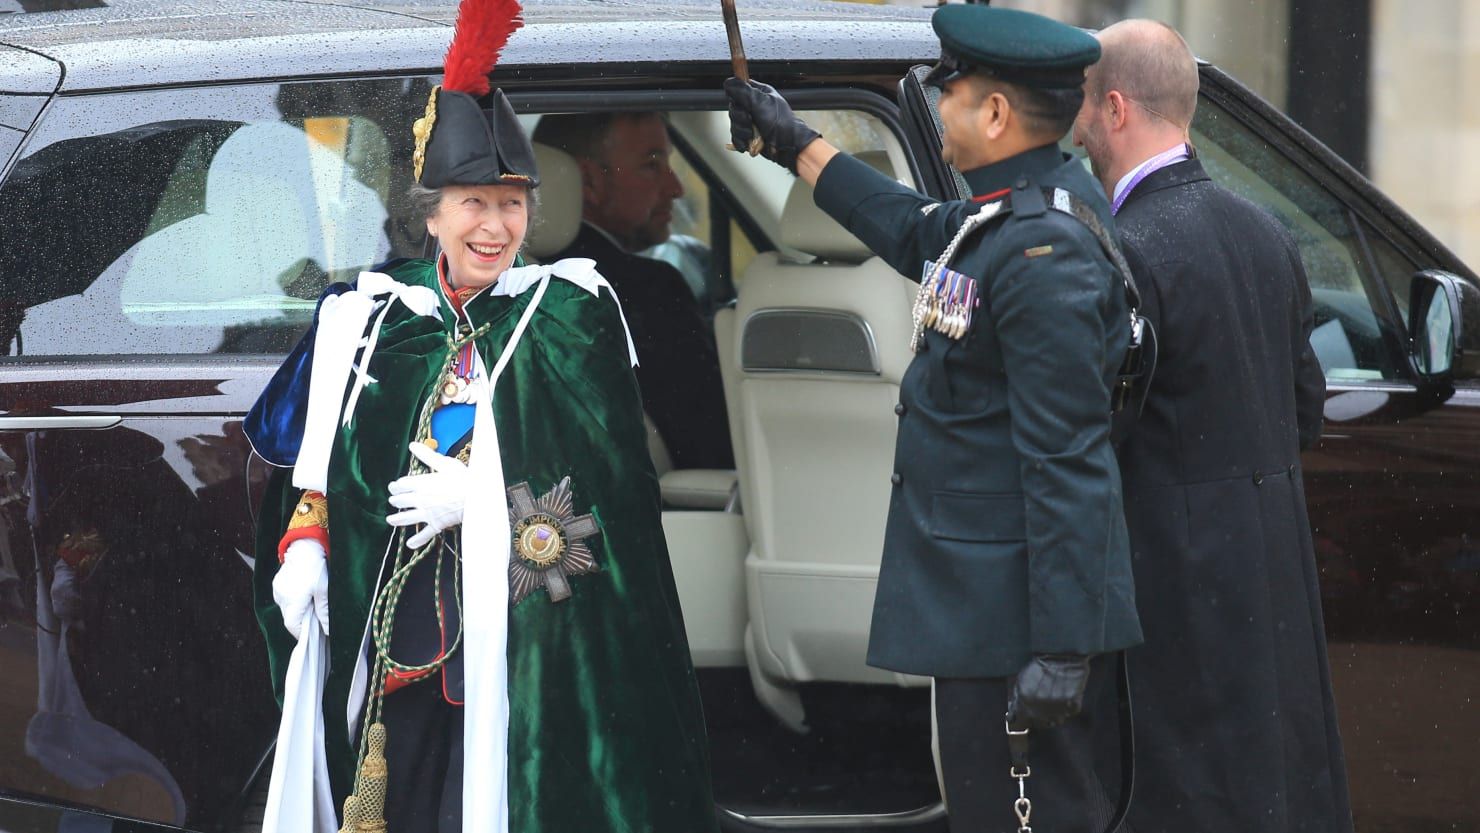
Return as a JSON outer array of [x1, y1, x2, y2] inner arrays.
[[527, 87, 949, 827], [1193, 67, 1480, 832], [0, 74, 435, 830], [897, 62, 1480, 832]]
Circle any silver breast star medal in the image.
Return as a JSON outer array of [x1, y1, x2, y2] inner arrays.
[[507, 477, 601, 605]]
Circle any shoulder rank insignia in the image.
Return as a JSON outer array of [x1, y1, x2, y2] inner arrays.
[[917, 260, 980, 342], [507, 477, 601, 605]]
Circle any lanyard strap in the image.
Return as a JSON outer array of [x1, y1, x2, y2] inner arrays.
[[1112, 144, 1190, 215]]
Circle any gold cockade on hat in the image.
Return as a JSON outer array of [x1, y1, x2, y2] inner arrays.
[[411, 85, 441, 183]]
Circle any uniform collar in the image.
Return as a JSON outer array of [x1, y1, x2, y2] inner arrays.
[[961, 143, 1065, 200]]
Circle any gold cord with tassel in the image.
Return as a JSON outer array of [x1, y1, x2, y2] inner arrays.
[[337, 329, 484, 832], [339, 724, 389, 833]]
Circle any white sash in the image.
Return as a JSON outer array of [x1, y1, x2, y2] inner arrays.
[[261, 616, 337, 833]]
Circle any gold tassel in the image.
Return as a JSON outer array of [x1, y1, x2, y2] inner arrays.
[[337, 795, 362, 833], [355, 723, 389, 832], [338, 723, 390, 833]]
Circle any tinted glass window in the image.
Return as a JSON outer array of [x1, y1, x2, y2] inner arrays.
[[643, 135, 725, 312], [651, 110, 896, 318], [1189, 105, 1409, 382], [0, 78, 434, 360], [0, 124, 20, 164], [1366, 224, 1421, 326]]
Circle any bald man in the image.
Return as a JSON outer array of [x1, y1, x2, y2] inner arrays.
[[1074, 20, 1351, 833]]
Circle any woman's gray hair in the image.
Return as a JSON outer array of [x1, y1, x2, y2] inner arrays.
[[409, 181, 443, 221], [409, 182, 541, 222]]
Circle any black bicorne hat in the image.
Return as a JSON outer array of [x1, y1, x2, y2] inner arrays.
[[416, 87, 539, 188], [410, 0, 536, 188]]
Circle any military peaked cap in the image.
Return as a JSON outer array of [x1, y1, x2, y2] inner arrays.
[[924, 5, 1101, 90]]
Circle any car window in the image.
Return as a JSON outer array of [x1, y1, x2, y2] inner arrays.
[[1365, 224, 1421, 326], [668, 108, 912, 274], [0, 124, 20, 168], [1187, 104, 1410, 382], [0, 78, 434, 360], [527, 106, 905, 316], [642, 142, 726, 312]]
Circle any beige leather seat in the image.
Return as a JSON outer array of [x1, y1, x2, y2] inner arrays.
[[524, 142, 583, 262], [527, 138, 749, 668], [725, 152, 922, 698]]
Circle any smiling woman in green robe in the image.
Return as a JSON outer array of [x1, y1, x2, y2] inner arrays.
[[244, 3, 718, 832]]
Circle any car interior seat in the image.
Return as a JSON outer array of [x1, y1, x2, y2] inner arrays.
[[728, 151, 926, 708]]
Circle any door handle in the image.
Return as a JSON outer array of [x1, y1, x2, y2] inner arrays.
[[0, 416, 122, 430]]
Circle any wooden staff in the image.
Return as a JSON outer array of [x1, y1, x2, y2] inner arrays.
[[722, 0, 766, 156]]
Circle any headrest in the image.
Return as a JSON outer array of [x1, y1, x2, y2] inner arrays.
[[525, 142, 583, 260], [779, 150, 894, 264]]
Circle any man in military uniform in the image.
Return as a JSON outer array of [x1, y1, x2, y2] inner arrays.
[[726, 6, 1141, 832]]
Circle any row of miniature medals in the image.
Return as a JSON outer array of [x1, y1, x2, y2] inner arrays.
[[439, 340, 477, 405], [911, 259, 979, 349]]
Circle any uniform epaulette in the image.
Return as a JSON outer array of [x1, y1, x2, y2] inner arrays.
[[1010, 176, 1046, 218]]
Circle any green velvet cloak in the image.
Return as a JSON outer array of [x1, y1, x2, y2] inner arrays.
[[253, 259, 718, 832]]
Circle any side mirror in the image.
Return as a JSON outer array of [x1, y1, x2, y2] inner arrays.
[[1408, 270, 1480, 389]]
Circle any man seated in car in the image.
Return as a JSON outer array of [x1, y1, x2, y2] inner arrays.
[[532, 112, 734, 470]]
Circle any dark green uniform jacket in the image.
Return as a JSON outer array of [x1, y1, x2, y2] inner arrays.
[[252, 259, 717, 832], [813, 144, 1143, 678]]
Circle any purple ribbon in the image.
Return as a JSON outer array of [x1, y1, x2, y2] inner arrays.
[[1112, 143, 1191, 215]]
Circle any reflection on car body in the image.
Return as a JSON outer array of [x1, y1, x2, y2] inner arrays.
[[1, 1, 1479, 831]]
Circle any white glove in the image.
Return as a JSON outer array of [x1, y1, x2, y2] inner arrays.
[[387, 441, 470, 549], [274, 538, 329, 640]]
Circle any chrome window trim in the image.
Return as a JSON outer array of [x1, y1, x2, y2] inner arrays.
[[0, 415, 122, 429]]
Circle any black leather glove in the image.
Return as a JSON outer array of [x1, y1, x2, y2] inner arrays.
[[723, 77, 821, 174], [1006, 654, 1092, 730]]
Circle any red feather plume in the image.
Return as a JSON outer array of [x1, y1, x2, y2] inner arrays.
[[442, 0, 524, 97]]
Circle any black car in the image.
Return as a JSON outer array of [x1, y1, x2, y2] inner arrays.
[[1, 1, 1478, 831]]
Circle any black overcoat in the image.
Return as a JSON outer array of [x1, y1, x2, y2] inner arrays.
[[1113, 158, 1353, 833], [814, 145, 1143, 678]]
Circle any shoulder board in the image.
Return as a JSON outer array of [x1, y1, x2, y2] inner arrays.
[[1011, 177, 1047, 218]]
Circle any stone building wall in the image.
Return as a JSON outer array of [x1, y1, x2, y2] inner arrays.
[[1369, 0, 1480, 266]]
